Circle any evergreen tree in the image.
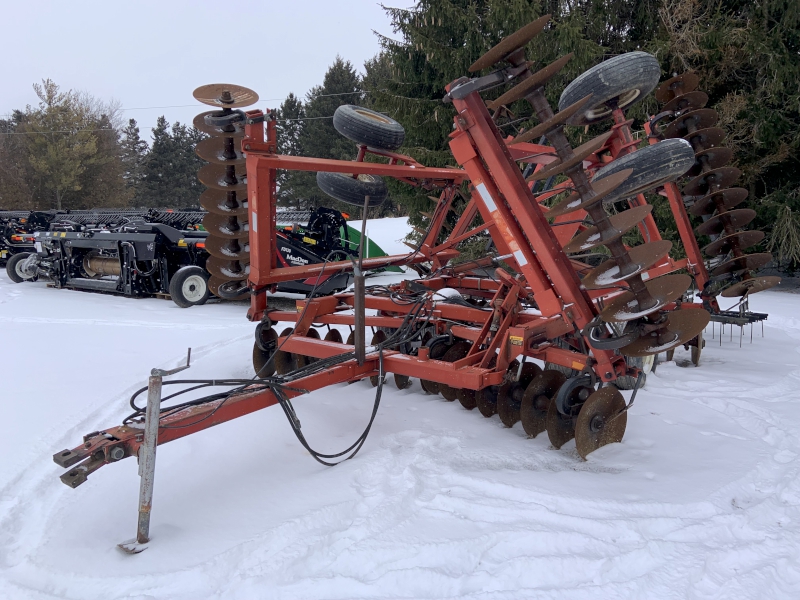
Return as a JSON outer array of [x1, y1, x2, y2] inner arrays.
[[120, 118, 149, 204], [275, 93, 305, 207]]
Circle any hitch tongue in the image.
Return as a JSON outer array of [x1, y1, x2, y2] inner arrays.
[[59, 455, 105, 488]]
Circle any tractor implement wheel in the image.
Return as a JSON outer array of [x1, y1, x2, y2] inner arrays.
[[169, 266, 210, 308], [558, 51, 661, 125], [614, 355, 653, 390], [6, 252, 35, 283], [575, 387, 627, 459], [520, 370, 567, 438], [332, 105, 405, 151], [316, 171, 387, 207], [497, 363, 542, 427]]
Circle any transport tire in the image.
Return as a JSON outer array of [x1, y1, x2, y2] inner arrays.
[[316, 171, 388, 207], [6, 252, 34, 283], [332, 105, 405, 151], [558, 52, 661, 125], [614, 354, 653, 390], [592, 139, 696, 205], [170, 266, 211, 308]]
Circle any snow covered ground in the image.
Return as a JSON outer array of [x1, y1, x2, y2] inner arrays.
[[1, 220, 800, 598]]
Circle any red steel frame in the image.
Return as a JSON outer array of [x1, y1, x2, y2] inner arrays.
[[54, 82, 713, 485]]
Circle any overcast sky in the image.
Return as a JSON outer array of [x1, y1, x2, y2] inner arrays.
[[4, 0, 414, 138]]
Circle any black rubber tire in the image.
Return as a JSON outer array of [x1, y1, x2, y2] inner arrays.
[[558, 52, 661, 125], [592, 139, 696, 205], [316, 171, 388, 207], [169, 266, 211, 308], [615, 355, 653, 390], [333, 105, 405, 151], [6, 252, 33, 283]]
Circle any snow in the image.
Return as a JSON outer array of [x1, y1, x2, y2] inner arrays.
[[347, 217, 411, 256], [2, 224, 800, 598]]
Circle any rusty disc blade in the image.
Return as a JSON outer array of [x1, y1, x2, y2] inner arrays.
[[710, 252, 773, 277], [489, 53, 574, 110], [582, 241, 673, 289], [575, 387, 627, 459], [199, 189, 248, 217], [546, 395, 575, 449], [684, 127, 726, 150], [206, 256, 249, 281], [720, 275, 781, 298], [520, 370, 566, 437], [527, 131, 613, 182], [273, 328, 295, 375], [477, 385, 499, 417], [695, 208, 756, 237], [600, 273, 692, 322], [295, 328, 322, 370], [689, 187, 748, 216], [497, 363, 542, 427], [510, 92, 590, 144], [324, 329, 343, 344], [662, 90, 709, 114], [420, 339, 451, 395], [193, 83, 259, 108], [703, 230, 764, 257], [253, 329, 278, 378], [663, 108, 719, 139], [193, 112, 245, 138], [204, 235, 250, 261], [622, 308, 710, 357], [208, 275, 249, 301], [563, 204, 653, 254], [683, 166, 741, 196], [438, 341, 472, 401], [198, 163, 247, 192], [687, 147, 734, 177], [457, 388, 477, 410], [546, 169, 633, 219], [369, 330, 388, 387], [195, 137, 245, 165], [655, 72, 700, 103], [203, 212, 250, 239], [469, 15, 551, 71]]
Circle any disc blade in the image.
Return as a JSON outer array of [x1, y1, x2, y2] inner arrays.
[[710, 253, 773, 277], [457, 388, 477, 410], [689, 187, 748, 216], [621, 308, 710, 357], [720, 275, 781, 297], [663, 108, 719, 139], [520, 370, 566, 437], [695, 208, 756, 237], [510, 92, 590, 144], [198, 163, 247, 191], [546, 395, 575, 449], [199, 188, 248, 216], [208, 275, 249, 301], [203, 213, 250, 239], [193, 112, 245, 138], [661, 90, 709, 113], [195, 137, 245, 165], [489, 53, 575, 110], [546, 169, 633, 218], [702, 230, 764, 257], [683, 167, 741, 196], [686, 147, 733, 177], [206, 256, 249, 281], [599, 273, 692, 322], [437, 341, 472, 401], [582, 240, 673, 289], [684, 127, 726, 150], [193, 83, 259, 108], [204, 235, 250, 261], [655, 72, 700, 103], [497, 363, 542, 427], [469, 15, 551, 71], [575, 387, 627, 459], [273, 327, 295, 375], [563, 204, 653, 254], [527, 131, 612, 182]]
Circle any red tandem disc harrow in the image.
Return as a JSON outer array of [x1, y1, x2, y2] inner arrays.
[[52, 16, 778, 548]]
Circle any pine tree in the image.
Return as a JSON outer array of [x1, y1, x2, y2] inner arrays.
[[275, 93, 305, 207], [120, 118, 149, 204]]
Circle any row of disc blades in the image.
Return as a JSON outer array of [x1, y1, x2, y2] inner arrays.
[[193, 83, 259, 300], [470, 15, 708, 357], [655, 73, 780, 298]]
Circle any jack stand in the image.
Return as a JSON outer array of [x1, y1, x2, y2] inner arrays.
[[118, 348, 192, 554]]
